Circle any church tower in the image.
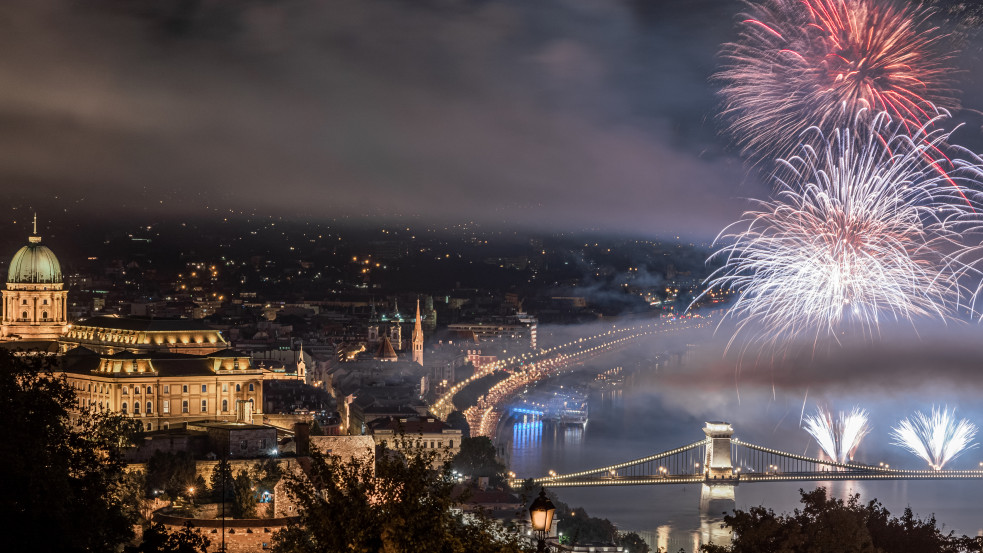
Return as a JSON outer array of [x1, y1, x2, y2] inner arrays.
[[412, 298, 423, 365], [1, 216, 69, 341]]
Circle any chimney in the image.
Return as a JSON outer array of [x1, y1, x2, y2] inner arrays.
[[293, 421, 310, 456]]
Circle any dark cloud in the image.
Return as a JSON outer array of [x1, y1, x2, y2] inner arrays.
[[0, 0, 769, 239], [0, 0, 980, 239]]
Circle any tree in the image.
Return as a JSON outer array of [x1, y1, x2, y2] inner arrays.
[[233, 469, 257, 518], [126, 522, 211, 553], [701, 487, 983, 553], [210, 457, 234, 503], [310, 419, 325, 436], [619, 531, 650, 553], [0, 350, 143, 552], [452, 436, 506, 485], [445, 411, 470, 438], [146, 450, 197, 499], [273, 438, 528, 553]]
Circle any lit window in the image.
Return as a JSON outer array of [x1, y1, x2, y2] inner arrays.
[[222, 383, 228, 393], [163, 400, 170, 414], [122, 387, 128, 395]]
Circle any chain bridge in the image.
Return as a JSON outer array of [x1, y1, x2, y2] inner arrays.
[[516, 422, 983, 489]]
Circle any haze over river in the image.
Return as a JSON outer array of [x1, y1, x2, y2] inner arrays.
[[504, 334, 983, 552]]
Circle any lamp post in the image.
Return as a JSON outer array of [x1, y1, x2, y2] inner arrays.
[[529, 487, 556, 553]]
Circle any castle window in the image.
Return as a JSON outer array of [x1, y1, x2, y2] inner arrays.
[[146, 423, 152, 431], [146, 402, 152, 414], [222, 399, 229, 412], [121, 402, 128, 414], [182, 385, 188, 393], [21, 299, 26, 305], [236, 384, 241, 392], [163, 385, 169, 394], [222, 383, 228, 393], [163, 400, 170, 414], [134, 387, 140, 394], [146, 386, 152, 395], [122, 387, 128, 395], [133, 402, 140, 415], [201, 384, 207, 393], [42, 299, 47, 305], [21, 311, 27, 320], [41, 311, 47, 319], [201, 400, 207, 413], [249, 383, 255, 392], [182, 400, 189, 413]]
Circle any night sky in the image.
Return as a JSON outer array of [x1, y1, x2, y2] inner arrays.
[[1, 0, 981, 239]]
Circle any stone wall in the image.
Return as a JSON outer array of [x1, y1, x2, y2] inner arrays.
[[155, 513, 296, 553]]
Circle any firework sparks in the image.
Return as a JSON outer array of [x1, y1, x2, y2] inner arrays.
[[700, 111, 983, 348], [717, 0, 955, 165], [803, 406, 871, 463], [891, 406, 978, 470]]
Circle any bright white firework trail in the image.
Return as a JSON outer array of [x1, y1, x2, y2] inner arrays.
[[802, 406, 871, 463], [698, 110, 983, 349], [891, 406, 978, 470]]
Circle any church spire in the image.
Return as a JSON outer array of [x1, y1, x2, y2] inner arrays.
[[412, 298, 423, 365]]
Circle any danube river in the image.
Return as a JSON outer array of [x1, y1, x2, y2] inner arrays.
[[503, 342, 983, 552]]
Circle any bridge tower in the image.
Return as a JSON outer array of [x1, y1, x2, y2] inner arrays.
[[703, 421, 734, 479]]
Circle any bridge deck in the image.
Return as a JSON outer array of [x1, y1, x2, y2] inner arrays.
[[523, 471, 983, 488]]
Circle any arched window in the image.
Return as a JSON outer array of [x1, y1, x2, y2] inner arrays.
[[133, 402, 140, 415], [41, 311, 47, 319], [248, 383, 255, 392], [235, 384, 241, 392], [146, 401, 152, 414], [222, 399, 229, 412], [121, 402, 128, 414], [146, 423, 152, 431], [21, 311, 27, 319], [146, 386, 153, 395], [122, 387, 128, 395], [134, 386, 141, 395]]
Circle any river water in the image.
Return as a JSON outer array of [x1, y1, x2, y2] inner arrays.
[[503, 344, 983, 552]]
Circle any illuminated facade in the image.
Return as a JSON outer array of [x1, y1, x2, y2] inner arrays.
[[60, 315, 227, 355], [1, 226, 69, 341], [62, 348, 264, 432]]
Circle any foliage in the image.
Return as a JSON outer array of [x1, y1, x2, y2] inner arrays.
[[452, 370, 509, 412], [252, 457, 284, 492], [310, 419, 325, 436], [0, 350, 143, 552], [445, 410, 471, 438], [452, 436, 506, 485], [126, 522, 211, 553], [619, 531, 650, 553], [233, 469, 258, 518], [146, 450, 198, 499], [210, 457, 235, 502], [700, 487, 983, 553], [272, 437, 529, 553]]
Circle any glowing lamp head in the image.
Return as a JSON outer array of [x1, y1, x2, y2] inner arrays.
[[529, 488, 555, 533]]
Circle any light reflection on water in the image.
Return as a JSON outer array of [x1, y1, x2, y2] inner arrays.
[[505, 379, 983, 552]]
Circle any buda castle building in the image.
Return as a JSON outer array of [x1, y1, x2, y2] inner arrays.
[[1, 224, 269, 432]]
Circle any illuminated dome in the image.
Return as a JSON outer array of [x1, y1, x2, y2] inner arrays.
[[8, 235, 62, 284]]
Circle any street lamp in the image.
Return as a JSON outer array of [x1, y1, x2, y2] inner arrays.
[[529, 487, 556, 553]]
